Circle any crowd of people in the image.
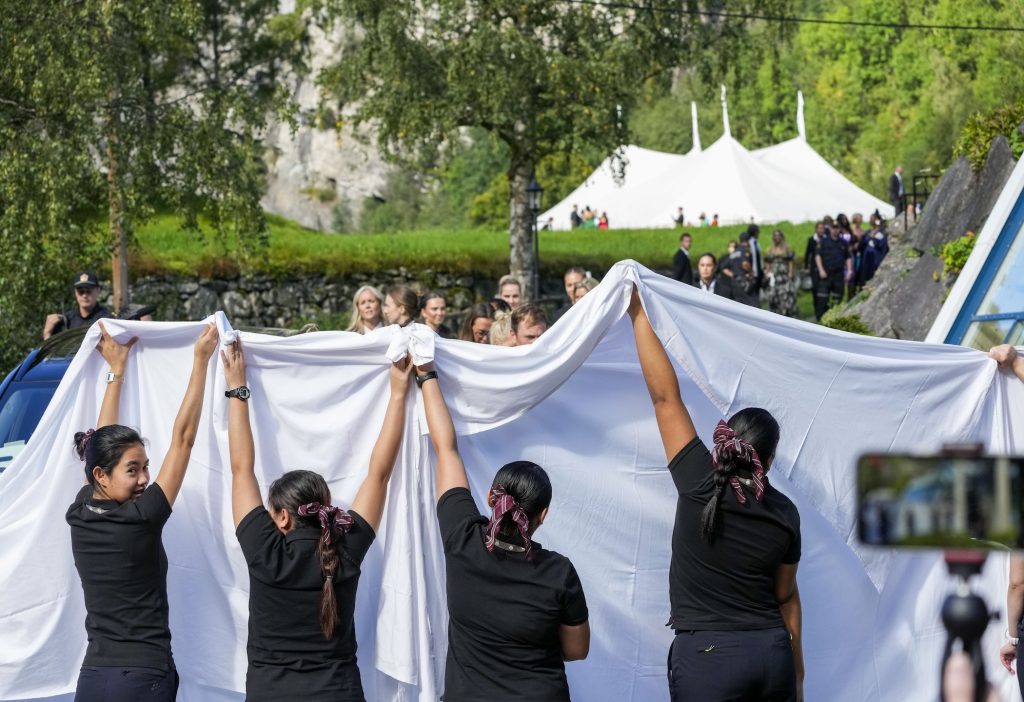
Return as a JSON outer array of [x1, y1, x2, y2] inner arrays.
[[672, 210, 890, 321], [569, 204, 609, 230], [342, 267, 601, 348]]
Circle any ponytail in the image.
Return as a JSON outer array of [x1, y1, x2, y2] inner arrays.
[[296, 501, 354, 639], [484, 461, 552, 561], [700, 409, 779, 543], [268, 470, 353, 640]]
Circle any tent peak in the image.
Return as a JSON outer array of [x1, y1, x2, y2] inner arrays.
[[720, 84, 731, 137], [797, 90, 807, 142], [690, 101, 702, 154]]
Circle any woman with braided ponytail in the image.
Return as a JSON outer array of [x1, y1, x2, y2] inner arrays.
[[221, 339, 411, 701], [627, 288, 804, 702], [415, 360, 589, 702]]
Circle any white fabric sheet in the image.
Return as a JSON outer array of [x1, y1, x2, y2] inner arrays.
[[1, 261, 1022, 702]]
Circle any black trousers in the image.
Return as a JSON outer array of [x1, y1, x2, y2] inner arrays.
[[668, 628, 796, 702], [814, 270, 844, 320], [75, 665, 178, 702]]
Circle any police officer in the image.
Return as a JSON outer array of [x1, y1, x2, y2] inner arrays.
[[43, 271, 113, 340], [813, 226, 851, 320]]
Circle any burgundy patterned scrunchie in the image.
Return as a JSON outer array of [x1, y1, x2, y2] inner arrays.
[[711, 420, 767, 504], [485, 485, 534, 560], [78, 428, 96, 459], [297, 502, 354, 546]]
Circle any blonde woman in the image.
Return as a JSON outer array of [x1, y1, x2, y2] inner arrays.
[[345, 286, 385, 334], [572, 278, 599, 304], [488, 311, 514, 346]]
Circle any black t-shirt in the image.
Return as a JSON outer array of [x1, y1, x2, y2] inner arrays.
[[53, 304, 113, 334], [668, 438, 800, 631], [65, 483, 174, 668], [236, 505, 375, 702], [817, 235, 850, 273], [437, 487, 588, 702]]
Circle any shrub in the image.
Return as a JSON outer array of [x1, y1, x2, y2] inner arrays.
[[940, 231, 977, 278], [820, 309, 873, 336], [954, 100, 1024, 170]]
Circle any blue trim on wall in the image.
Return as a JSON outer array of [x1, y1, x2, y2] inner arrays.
[[946, 183, 1024, 344]]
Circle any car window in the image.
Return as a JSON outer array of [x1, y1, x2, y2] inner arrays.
[[0, 385, 57, 473]]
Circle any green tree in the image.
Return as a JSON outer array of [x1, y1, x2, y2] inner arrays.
[[322, 0, 788, 298], [0, 0, 306, 372]]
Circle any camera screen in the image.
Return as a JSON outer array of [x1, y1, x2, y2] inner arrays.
[[857, 455, 1024, 550]]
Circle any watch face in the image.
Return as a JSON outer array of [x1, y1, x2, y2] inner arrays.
[[236, 386, 251, 400]]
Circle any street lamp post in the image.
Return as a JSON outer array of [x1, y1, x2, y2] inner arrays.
[[526, 178, 544, 300]]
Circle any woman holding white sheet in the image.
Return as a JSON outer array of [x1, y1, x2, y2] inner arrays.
[[415, 360, 590, 701], [67, 322, 219, 702], [627, 288, 804, 702], [220, 339, 411, 701]]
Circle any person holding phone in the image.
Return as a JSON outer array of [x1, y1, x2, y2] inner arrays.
[[627, 288, 803, 702]]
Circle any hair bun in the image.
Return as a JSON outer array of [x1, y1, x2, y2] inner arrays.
[[73, 429, 95, 461]]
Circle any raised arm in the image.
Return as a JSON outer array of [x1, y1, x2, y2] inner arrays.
[[154, 324, 218, 505], [350, 356, 413, 531], [1001, 556, 1024, 674], [990, 344, 1024, 383], [221, 338, 261, 528], [415, 362, 470, 501], [627, 287, 696, 461], [776, 564, 804, 701], [95, 321, 137, 429]]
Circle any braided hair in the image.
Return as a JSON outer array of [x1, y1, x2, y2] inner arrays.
[[700, 408, 780, 543], [268, 470, 353, 639]]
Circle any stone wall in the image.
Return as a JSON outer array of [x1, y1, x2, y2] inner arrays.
[[838, 135, 1018, 340], [109, 270, 573, 330]]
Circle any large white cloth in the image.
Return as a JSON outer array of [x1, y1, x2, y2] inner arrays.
[[1, 261, 1022, 702]]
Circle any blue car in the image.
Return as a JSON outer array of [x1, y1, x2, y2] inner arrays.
[[0, 327, 86, 473]]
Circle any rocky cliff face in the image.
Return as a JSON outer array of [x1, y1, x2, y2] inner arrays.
[[840, 136, 1018, 340], [260, 23, 391, 232]]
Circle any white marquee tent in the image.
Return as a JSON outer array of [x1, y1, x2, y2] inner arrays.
[[540, 90, 891, 229]]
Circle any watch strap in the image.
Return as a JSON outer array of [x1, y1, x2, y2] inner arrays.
[[415, 370, 438, 388]]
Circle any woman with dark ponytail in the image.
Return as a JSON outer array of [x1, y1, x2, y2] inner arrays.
[[627, 288, 804, 702], [415, 360, 589, 701], [221, 339, 412, 701], [66, 322, 219, 702]]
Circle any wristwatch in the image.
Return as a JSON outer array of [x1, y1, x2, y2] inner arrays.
[[1007, 629, 1020, 646], [225, 386, 251, 402], [415, 370, 438, 388], [105, 372, 124, 385]]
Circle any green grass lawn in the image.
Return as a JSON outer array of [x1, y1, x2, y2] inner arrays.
[[133, 214, 816, 279]]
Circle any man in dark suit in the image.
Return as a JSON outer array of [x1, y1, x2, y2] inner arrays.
[[746, 224, 764, 294], [671, 232, 694, 285], [889, 166, 905, 218]]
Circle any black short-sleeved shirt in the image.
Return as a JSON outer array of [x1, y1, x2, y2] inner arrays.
[[668, 438, 801, 631], [817, 235, 850, 272], [65, 483, 174, 668], [52, 305, 113, 335], [236, 505, 375, 702], [437, 487, 588, 702]]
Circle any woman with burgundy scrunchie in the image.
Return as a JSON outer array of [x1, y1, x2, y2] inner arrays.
[[415, 359, 590, 702], [221, 339, 412, 701], [628, 288, 804, 702]]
